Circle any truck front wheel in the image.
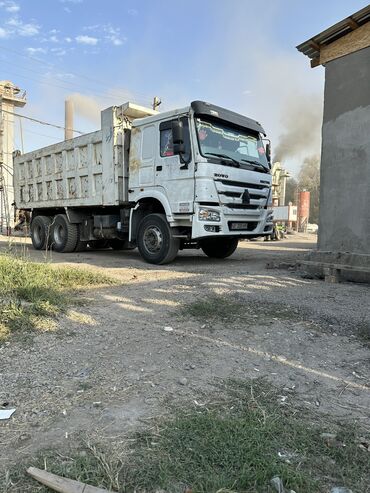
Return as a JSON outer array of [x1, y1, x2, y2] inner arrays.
[[51, 214, 79, 253], [30, 215, 52, 250], [137, 213, 179, 264], [200, 238, 239, 259]]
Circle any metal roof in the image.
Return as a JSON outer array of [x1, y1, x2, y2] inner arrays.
[[296, 4, 370, 64]]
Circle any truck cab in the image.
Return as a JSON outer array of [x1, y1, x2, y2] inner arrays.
[[128, 101, 273, 263]]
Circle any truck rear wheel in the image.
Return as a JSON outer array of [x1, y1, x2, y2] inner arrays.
[[31, 216, 52, 250], [51, 214, 79, 253], [200, 238, 239, 259], [137, 213, 179, 264]]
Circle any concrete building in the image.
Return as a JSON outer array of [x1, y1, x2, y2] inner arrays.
[[297, 5, 370, 281], [0, 81, 26, 232]]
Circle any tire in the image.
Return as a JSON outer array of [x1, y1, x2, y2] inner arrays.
[[200, 238, 239, 259], [137, 213, 179, 264], [50, 214, 79, 253], [109, 239, 136, 251], [30, 216, 52, 250], [74, 240, 87, 252]]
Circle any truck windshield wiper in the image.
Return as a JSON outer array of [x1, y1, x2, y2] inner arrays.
[[204, 152, 240, 168], [240, 158, 269, 173]]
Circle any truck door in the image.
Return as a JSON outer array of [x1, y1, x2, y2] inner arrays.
[[155, 117, 195, 214]]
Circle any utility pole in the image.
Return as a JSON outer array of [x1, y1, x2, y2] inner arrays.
[[0, 81, 26, 234]]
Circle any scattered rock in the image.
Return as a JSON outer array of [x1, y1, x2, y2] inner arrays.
[[178, 377, 188, 386], [320, 432, 337, 440], [331, 488, 353, 493], [270, 476, 284, 492], [92, 401, 102, 408], [164, 326, 174, 332]]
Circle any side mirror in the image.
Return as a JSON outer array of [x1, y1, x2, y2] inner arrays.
[[265, 142, 271, 164], [172, 120, 185, 156]]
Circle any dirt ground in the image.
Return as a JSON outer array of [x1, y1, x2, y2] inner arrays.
[[1, 233, 370, 475]]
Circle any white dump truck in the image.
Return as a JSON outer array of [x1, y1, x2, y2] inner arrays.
[[13, 101, 273, 264]]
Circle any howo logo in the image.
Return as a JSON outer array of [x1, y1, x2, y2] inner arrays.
[[214, 173, 229, 179]]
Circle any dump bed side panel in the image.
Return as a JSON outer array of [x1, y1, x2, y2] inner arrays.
[[14, 107, 128, 209]]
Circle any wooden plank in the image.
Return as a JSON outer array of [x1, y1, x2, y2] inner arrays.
[[319, 22, 370, 65], [27, 467, 112, 493]]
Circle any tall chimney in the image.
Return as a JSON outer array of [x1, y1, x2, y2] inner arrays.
[[65, 99, 74, 140]]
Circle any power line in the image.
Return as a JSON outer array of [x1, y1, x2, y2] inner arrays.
[[1, 66, 152, 108], [20, 127, 62, 140], [1, 108, 83, 135], [0, 45, 154, 104], [0, 162, 14, 177]]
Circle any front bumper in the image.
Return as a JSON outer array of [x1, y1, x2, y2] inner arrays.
[[191, 203, 273, 239]]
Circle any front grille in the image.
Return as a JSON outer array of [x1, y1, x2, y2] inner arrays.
[[222, 191, 241, 198], [221, 191, 265, 200], [218, 179, 267, 190], [225, 203, 259, 210]]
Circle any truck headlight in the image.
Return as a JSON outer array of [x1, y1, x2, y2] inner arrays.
[[198, 208, 221, 222]]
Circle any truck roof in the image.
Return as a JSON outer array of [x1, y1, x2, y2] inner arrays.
[[132, 105, 190, 126], [133, 101, 266, 135]]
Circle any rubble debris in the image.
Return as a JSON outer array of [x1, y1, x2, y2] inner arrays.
[[0, 408, 16, 420]]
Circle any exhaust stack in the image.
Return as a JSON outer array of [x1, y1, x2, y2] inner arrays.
[[65, 99, 74, 140]]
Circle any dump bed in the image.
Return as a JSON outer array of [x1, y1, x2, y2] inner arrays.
[[13, 104, 151, 210]]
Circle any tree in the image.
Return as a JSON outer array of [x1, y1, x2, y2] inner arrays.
[[285, 177, 298, 205], [298, 155, 320, 224]]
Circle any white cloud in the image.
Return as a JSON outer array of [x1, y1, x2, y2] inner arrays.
[[51, 47, 66, 56], [65, 36, 72, 42], [0, 1, 20, 13], [0, 27, 8, 38], [26, 47, 47, 55], [49, 35, 58, 42], [7, 17, 40, 36], [60, 0, 83, 3], [75, 34, 98, 45], [83, 23, 125, 47], [111, 38, 123, 46], [64, 7, 71, 13], [128, 8, 138, 16]]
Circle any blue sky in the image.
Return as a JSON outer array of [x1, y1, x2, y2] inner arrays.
[[0, 0, 368, 174]]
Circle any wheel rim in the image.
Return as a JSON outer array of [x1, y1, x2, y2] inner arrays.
[[143, 225, 163, 254], [54, 223, 65, 245]]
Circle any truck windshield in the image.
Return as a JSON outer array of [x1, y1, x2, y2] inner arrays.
[[195, 117, 269, 171]]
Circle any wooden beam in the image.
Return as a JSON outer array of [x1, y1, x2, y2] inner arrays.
[[309, 40, 321, 52], [347, 17, 359, 30], [310, 57, 321, 68], [27, 467, 112, 493], [319, 21, 370, 65]]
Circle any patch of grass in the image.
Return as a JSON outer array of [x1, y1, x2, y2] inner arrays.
[[181, 295, 245, 322], [4, 380, 369, 493], [0, 253, 115, 341], [180, 294, 302, 325]]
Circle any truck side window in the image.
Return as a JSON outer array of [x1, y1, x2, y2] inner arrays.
[[160, 129, 174, 157], [159, 117, 191, 164]]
